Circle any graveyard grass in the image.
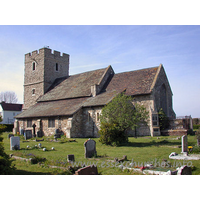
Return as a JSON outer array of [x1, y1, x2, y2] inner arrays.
[[2, 132, 200, 175]]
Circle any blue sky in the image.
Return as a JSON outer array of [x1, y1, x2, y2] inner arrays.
[[0, 25, 200, 117]]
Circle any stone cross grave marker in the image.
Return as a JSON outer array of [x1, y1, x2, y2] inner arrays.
[[25, 130, 32, 140], [84, 139, 97, 158], [181, 135, 188, 155], [10, 136, 20, 150]]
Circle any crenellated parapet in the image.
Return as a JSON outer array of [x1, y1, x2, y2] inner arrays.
[[25, 47, 69, 61]]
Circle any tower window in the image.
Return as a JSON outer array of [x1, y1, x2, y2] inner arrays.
[[32, 62, 36, 71], [55, 63, 59, 71], [32, 89, 35, 96]]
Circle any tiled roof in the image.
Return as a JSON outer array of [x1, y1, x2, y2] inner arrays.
[[16, 97, 88, 118], [16, 66, 160, 118], [1, 102, 23, 111], [38, 67, 107, 102], [106, 67, 159, 96]]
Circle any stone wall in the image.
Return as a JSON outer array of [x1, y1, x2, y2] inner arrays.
[[23, 48, 69, 110], [152, 65, 175, 119], [81, 107, 102, 138], [161, 129, 188, 136]]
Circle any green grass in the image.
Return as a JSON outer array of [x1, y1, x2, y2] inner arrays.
[[2, 132, 200, 175]]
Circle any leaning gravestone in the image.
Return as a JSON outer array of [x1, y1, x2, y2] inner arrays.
[[181, 135, 188, 155], [84, 139, 97, 158], [10, 136, 20, 150], [24, 130, 32, 140]]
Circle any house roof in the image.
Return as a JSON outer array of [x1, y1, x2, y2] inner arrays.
[[16, 65, 161, 119], [0, 102, 23, 111], [38, 67, 107, 102]]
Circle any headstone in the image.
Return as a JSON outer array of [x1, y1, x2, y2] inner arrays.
[[67, 154, 75, 162], [181, 135, 188, 155], [37, 130, 43, 138], [75, 165, 98, 175], [84, 139, 97, 158], [10, 136, 20, 150], [25, 130, 32, 140], [177, 165, 192, 175]]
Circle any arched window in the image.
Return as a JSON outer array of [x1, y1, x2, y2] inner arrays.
[[32, 62, 36, 71]]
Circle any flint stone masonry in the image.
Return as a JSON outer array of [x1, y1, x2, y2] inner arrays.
[[84, 139, 97, 158], [75, 165, 98, 175], [10, 136, 20, 150]]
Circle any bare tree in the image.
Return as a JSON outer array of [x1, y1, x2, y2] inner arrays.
[[0, 91, 18, 103]]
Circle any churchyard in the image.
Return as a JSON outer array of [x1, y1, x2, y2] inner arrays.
[[2, 132, 200, 175]]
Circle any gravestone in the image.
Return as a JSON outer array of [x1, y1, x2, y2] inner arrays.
[[75, 165, 98, 175], [67, 154, 75, 162], [181, 135, 188, 155], [10, 136, 20, 150], [24, 130, 32, 140], [177, 165, 192, 175], [84, 139, 97, 158], [37, 130, 43, 138]]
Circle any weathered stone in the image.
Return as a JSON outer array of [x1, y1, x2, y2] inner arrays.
[[75, 165, 98, 175], [177, 165, 192, 175], [84, 139, 97, 158], [10, 136, 20, 150], [67, 154, 75, 162], [24, 130, 32, 140], [181, 135, 188, 155]]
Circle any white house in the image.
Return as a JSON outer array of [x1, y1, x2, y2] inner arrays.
[[0, 102, 23, 124]]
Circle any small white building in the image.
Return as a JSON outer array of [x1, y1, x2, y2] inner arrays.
[[0, 102, 23, 124]]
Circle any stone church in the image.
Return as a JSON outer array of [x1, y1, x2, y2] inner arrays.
[[14, 47, 176, 138]]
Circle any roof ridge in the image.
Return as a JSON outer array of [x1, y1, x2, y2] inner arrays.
[[115, 66, 159, 75], [69, 67, 107, 77]]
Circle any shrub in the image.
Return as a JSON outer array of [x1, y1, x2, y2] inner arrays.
[[99, 93, 148, 145], [99, 122, 128, 146], [193, 124, 200, 130], [0, 124, 15, 174]]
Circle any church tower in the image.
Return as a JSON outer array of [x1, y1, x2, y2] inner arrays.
[[23, 47, 69, 110]]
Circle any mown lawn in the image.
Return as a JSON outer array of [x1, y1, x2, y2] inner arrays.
[[2, 132, 200, 175]]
